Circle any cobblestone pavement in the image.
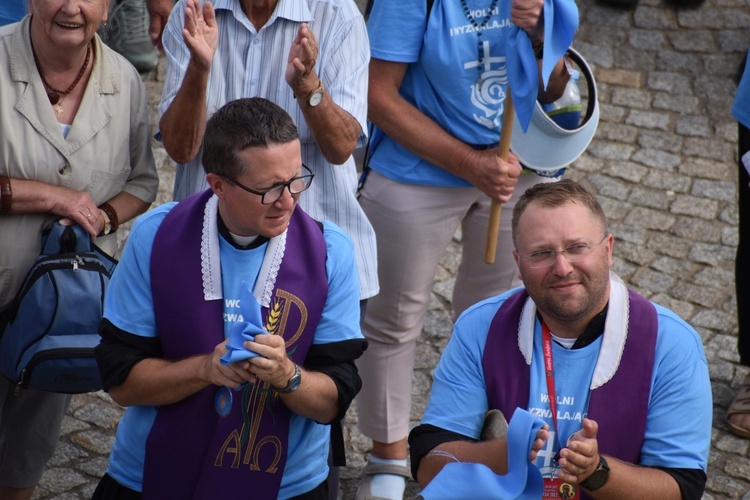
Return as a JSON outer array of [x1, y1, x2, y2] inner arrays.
[[31, 0, 750, 498]]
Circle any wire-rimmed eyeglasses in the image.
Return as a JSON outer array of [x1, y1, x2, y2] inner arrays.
[[518, 234, 608, 269], [224, 164, 314, 205]]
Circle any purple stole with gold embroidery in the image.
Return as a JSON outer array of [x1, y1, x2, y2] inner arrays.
[[482, 287, 657, 494], [143, 190, 327, 499]]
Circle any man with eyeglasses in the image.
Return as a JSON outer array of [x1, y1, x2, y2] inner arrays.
[[409, 180, 711, 499], [93, 98, 367, 499]]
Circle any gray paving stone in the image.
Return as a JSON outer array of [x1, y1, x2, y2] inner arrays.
[[46, 442, 88, 468], [624, 206, 677, 230], [671, 282, 728, 309], [611, 87, 652, 109], [672, 217, 723, 243], [692, 179, 737, 203], [588, 173, 631, 200], [675, 115, 711, 137], [679, 157, 733, 181], [671, 194, 720, 219], [69, 430, 117, 456], [632, 148, 682, 171], [630, 267, 676, 294], [646, 232, 691, 259], [73, 403, 124, 430], [647, 71, 692, 94], [633, 6, 677, 30], [655, 93, 702, 115], [625, 109, 672, 131], [669, 30, 718, 53], [628, 186, 673, 210], [637, 129, 684, 154]]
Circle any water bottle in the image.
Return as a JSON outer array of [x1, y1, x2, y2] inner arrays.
[[542, 69, 582, 130]]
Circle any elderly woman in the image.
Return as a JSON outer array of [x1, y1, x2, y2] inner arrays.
[[0, 0, 159, 497]]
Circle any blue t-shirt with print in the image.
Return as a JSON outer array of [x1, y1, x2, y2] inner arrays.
[[422, 288, 712, 476], [367, 0, 513, 187]]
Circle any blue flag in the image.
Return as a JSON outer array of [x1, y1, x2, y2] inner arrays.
[[505, 0, 579, 132], [220, 282, 265, 365], [420, 408, 546, 500]]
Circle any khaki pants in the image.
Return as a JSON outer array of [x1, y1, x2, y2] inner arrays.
[[356, 170, 557, 443]]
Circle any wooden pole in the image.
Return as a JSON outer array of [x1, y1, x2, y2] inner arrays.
[[484, 90, 516, 264]]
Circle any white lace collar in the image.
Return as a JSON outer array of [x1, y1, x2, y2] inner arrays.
[[200, 194, 286, 308]]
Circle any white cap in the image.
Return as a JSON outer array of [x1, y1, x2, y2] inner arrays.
[[510, 47, 599, 173]]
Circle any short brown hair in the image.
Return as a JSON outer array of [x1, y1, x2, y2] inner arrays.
[[511, 180, 608, 247]]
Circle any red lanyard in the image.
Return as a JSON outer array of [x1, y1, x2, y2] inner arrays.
[[541, 320, 562, 448]]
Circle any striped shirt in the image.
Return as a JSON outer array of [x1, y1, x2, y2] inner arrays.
[[159, 0, 378, 299]]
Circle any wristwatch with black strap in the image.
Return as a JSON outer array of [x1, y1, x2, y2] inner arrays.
[[275, 362, 301, 394], [580, 455, 610, 491]]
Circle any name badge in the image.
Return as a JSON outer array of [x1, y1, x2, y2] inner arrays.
[[543, 477, 579, 499]]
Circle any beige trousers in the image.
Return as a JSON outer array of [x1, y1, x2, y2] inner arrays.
[[356, 170, 557, 443]]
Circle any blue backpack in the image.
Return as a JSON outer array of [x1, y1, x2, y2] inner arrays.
[[0, 223, 117, 394]]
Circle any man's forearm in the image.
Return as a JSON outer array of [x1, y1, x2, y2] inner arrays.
[[295, 77, 361, 165], [586, 456, 682, 500], [159, 62, 210, 164], [107, 355, 213, 407]]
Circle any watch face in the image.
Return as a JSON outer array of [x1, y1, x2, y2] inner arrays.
[[308, 90, 323, 107]]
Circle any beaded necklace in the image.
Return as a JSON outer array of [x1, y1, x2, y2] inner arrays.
[[31, 40, 91, 116], [460, 0, 500, 89]]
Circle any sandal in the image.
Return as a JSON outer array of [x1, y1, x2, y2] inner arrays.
[[355, 460, 412, 500], [727, 373, 750, 439]]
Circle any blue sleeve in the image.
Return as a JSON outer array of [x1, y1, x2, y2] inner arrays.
[[367, 0, 427, 63], [640, 305, 712, 471], [103, 204, 175, 338], [314, 221, 363, 344], [732, 49, 750, 128], [421, 297, 508, 439]]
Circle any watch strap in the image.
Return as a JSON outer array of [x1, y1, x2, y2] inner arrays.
[[580, 455, 609, 491]]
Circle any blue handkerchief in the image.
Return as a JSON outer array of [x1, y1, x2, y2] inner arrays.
[[420, 408, 545, 500], [220, 283, 265, 365], [505, 0, 579, 132]]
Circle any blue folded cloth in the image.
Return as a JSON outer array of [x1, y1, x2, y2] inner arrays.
[[506, 0, 579, 132], [420, 408, 546, 500], [220, 283, 265, 365]]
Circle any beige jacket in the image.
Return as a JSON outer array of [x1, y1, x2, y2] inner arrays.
[[0, 17, 159, 309]]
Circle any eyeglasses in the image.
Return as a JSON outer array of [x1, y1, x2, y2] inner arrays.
[[518, 234, 608, 269], [224, 164, 314, 205]]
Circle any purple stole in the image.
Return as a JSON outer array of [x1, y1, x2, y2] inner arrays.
[[143, 190, 328, 499], [482, 287, 657, 497]]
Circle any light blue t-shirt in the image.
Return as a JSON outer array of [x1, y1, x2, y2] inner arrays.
[[732, 49, 750, 129], [104, 203, 362, 498], [422, 288, 712, 475], [367, 0, 513, 187]]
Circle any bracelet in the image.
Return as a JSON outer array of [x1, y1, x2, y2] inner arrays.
[[425, 450, 461, 463], [0, 176, 11, 215], [98, 202, 119, 233]]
